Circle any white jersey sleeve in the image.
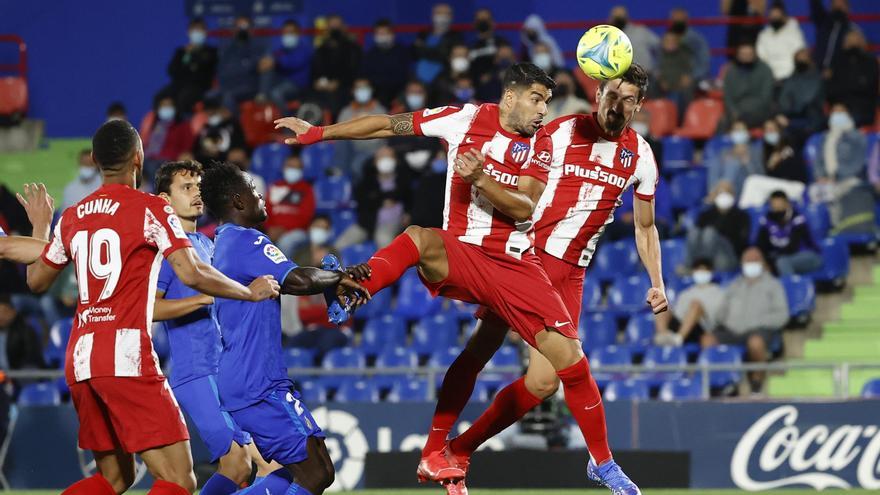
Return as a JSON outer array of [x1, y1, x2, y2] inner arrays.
[[633, 135, 659, 200], [412, 104, 480, 143], [42, 216, 69, 269]]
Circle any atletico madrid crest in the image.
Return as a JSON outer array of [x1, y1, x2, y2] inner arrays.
[[619, 147, 634, 168], [510, 142, 530, 164]]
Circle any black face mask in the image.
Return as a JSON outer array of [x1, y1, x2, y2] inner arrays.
[[329, 29, 344, 40], [795, 60, 811, 72], [768, 210, 787, 223], [670, 21, 687, 34], [769, 19, 785, 30], [475, 20, 491, 33], [236, 29, 249, 41], [611, 17, 628, 30], [830, 8, 848, 21], [737, 60, 756, 69], [526, 31, 538, 42]]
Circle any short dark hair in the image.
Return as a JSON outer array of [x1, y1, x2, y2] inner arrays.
[[106, 101, 126, 116], [91, 120, 140, 170], [282, 19, 299, 28], [189, 17, 205, 28], [769, 190, 789, 201], [201, 161, 247, 219], [313, 213, 331, 225], [600, 62, 649, 100], [501, 62, 556, 93], [155, 160, 204, 195], [375, 18, 392, 29], [692, 258, 714, 270]]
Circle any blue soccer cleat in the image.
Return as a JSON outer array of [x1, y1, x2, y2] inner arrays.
[[587, 459, 641, 495], [321, 254, 350, 325]]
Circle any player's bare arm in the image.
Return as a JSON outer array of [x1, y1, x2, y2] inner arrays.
[[633, 196, 668, 314], [0, 236, 49, 265], [16, 182, 55, 241], [274, 112, 415, 145], [26, 259, 62, 293], [153, 291, 214, 322], [282, 266, 371, 309], [166, 247, 280, 302], [455, 149, 545, 222]]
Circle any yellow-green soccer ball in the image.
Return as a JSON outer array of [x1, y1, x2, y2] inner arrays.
[[576, 24, 633, 80]]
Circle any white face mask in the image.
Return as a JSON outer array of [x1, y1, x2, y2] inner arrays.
[[189, 30, 207, 46], [630, 121, 649, 136], [79, 166, 97, 181], [282, 34, 299, 49], [692, 269, 713, 285], [405, 93, 425, 110], [451, 56, 470, 73], [376, 156, 396, 174], [828, 111, 854, 131], [764, 131, 780, 146], [714, 191, 735, 211], [433, 15, 452, 31], [405, 149, 432, 170], [730, 129, 749, 145], [742, 261, 764, 278], [309, 227, 331, 246], [354, 87, 372, 104], [284, 168, 303, 183], [208, 114, 223, 126], [532, 52, 553, 71], [375, 34, 394, 48], [157, 106, 176, 121]]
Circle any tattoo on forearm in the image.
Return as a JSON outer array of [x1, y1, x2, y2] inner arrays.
[[390, 113, 414, 135]]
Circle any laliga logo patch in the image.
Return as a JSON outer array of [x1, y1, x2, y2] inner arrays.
[[422, 106, 449, 117], [263, 243, 288, 264], [163, 205, 175, 215], [166, 214, 188, 239]]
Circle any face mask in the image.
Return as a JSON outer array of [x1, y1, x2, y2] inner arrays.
[[455, 87, 474, 102], [475, 20, 491, 33], [309, 227, 331, 246], [405, 93, 425, 110], [692, 269, 713, 285], [329, 28, 344, 40], [79, 166, 97, 181], [284, 168, 303, 183], [794, 60, 811, 72], [742, 261, 764, 279], [764, 131, 780, 146], [433, 15, 451, 32], [354, 87, 372, 104], [405, 149, 431, 169], [236, 27, 250, 41], [737, 59, 756, 69], [376, 156, 396, 174], [769, 19, 785, 30], [526, 31, 538, 42], [451, 56, 469, 73], [828, 111, 854, 131], [157, 106, 176, 121], [533, 53, 553, 71], [670, 21, 687, 34], [730, 129, 749, 145], [189, 30, 206, 46], [375, 34, 394, 48], [431, 158, 447, 174], [611, 17, 628, 29], [714, 191, 735, 211], [630, 121, 649, 136], [768, 210, 788, 223], [208, 114, 223, 126], [282, 34, 299, 48]]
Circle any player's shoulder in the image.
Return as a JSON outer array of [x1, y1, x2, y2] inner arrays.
[[215, 223, 265, 247]]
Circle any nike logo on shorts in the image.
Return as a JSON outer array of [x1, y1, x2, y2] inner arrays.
[[554, 320, 570, 328]]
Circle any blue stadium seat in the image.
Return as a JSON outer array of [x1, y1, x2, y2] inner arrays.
[[44, 317, 72, 368], [582, 277, 604, 313], [589, 345, 632, 386], [803, 132, 823, 172], [624, 312, 655, 354], [428, 346, 464, 369], [697, 345, 742, 388], [487, 345, 520, 369], [603, 378, 649, 401], [661, 136, 694, 169], [394, 269, 435, 320], [608, 274, 652, 314], [660, 238, 687, 280], [251, 143, 290, 185], [330, 209, 357, 242], [360, 315, 407, 356], [702, 135, 731, 164], [321, 347, 366, 389], [659, 377, 704, 401], [472, 380, 497, 402], [804, 203, 831, 242], [301, 141, 337, 181], [354, 284, 392, 320], [340, 241, 377, 266], [643, 346, 687, 385], [18, 382, 61, 406], [388, 378, 431, 402], [669, 168, 707, 210], [413, 314, 460, 355], [808, 236, 850, 287], [151, 324, 170, 362], [781, 275, 816, 324], [861, 378, 880, 399], [314, 175, 352, 212], [746, 207, 766, 244], [376, 346, 419, 369], [284, 347, 316, 369], [580, 312, 618, 352], [334, 380, 380, 403], [296, 380, 326, 404], [590, 240, 640, 282]]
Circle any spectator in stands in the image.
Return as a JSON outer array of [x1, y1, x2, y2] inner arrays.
[[413, 3, 463, 84], [668, 8, 710, 82], [777, 49, 826, 137], [105, 101, 127, 122], [811, 0, 861, 74], [762, 118, 807, 183], [362, 19, 411, 108], [338, 78, 388, 178], [629, 109, 663, 166], [609, 5, 659, 74], [686, 181, 751, 272], [520, 15, 564, 72], [142, 94, 195, 185], [606, 179, 673, 241], [710, 247, 789, 394], [708, 120, 763, 196], [260, 19, 312, 111], [0, 294, 45, 371], [292, 215, 336, 267], [265, 154, 316, 256], [410, 152, 448, 229], [216, 15, 268, 112], [756, 190, 822, 275], [654, 259, 726, 347], [355, 146, 412, 247], [387, 81, 443, 176], [470, 9, 510, 86], [756, 2, 806, 81], [723, 0, 766, 52], [191, 97, 246, 164], [475, 44, 517, 103], [656, 31, 695, 121], [432, 43, 473, 105], [400, 80, 428, 112], [62, 149, 101, 210], [826, 30, 879, 128], [312, 14, 362, 115], [227, 147, 266, 197], [163, 17, 218, 113], [545, 69, 591, 123], [454, 76, 477, 105], [722, 42, 775, 130]]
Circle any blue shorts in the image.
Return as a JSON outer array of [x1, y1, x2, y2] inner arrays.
[[173, 375, 252, 462], [230, 387, 324, 465]]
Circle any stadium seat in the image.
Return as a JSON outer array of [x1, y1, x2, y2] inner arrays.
[[660, 238, 687, 279], [659, 377, 704, 401], [590, 240, 640, 282], [702, 135, 731, 164], [314, 175, 353, 212], [376, 346, 419, 369], [330, 209, 357, 241], [429, 346, 464, 369], [669, 168, 707, 210], [340, 241, 377, 266], [0, 76, 28, 117], [18, 382, 61, 406], [296, 380, 326, 404], [354, 286, 392, 320], [487, 345, 520, 369], [781, 275, 816, 325], [360, 315, 407, 356], [675, 98, 723, 140], [251, 143, 290, 185], [582, 277, 604, 312], [808, 236, 850, 287], [151, 324, 170, 362], [321, 347, 366, 389], [624, 313, 655, 354], [589, 345, 632, 386], [472, 379, 498, 401], [804, 203, 831, 242], [413, 314, 460, 355], [580, 312, 618, 352], [697, 345, 742, 388], [239, 100, 281, 148], [388, 378, 431, 402], [283, 347, 316, 369], [394, 269, 435, 320], [603, 378, 649, 401], [640, 99, 678, 137], [660, 136, 694, 169], [334, 380, 380, 403], [861, 378, 880, 399], [301, 142, 337, 181], [643, 346, 687, 385], [44, 317, 72, 368], [608, 274, 652, 314], [746, 207, 765, 244], [189, 110, 208, 135]]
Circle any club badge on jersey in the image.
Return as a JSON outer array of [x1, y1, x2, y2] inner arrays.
[[510, 142, 531, 164], [619, 147, 634, 168]]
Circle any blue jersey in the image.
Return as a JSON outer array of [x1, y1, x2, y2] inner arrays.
[[212, 223, 297, 411], [0, 226, 5, 236], [156, 232, 221, 387]]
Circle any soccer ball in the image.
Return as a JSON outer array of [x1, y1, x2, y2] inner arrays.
[[576, 25, 633, 80]]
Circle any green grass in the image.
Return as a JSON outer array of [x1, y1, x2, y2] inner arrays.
[[0, 138, 90, 202], [6, 490, 879, 495]]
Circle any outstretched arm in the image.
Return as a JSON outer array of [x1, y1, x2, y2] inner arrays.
[[166, 247, 280, 302], [0, 236, 49, 264], [454, 150, 545, 222], [634, 196, 668, 314], [153, 291, 214, 322], [282, 265, 371, 307], [274, 113, 415, 145]]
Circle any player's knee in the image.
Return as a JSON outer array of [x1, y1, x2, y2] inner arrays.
[[526, 375, 559, 399], [322, 465, 336, 491], [105, 473, 135, 495], [220, 446, 253, 484], [403, 225, 427, 247]]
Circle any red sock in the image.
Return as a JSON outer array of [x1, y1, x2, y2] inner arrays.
[[422, 349, 485, 456], [556, 357, 613, 464], [450, 377, 543, 455], [62, 474, 116, 495], [361, 233, 420, 295], [148, 480, 190, 495]]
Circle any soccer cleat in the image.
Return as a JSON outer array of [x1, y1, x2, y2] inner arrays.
[[587, 459, 641, 495], [321, 254, 349, 325], [444, 440, 471, 477], [417, 449, 465, 484], [444, 479, 469, 495]]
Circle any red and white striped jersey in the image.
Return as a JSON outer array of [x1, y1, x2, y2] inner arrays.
[[532, 113, 659, 267], [41, 184, 192, 384], [412, 103, 551, 259]]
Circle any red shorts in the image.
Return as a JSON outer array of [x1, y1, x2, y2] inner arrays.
[[70, 375, 189, 453], [420, 228, 576, 347]]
